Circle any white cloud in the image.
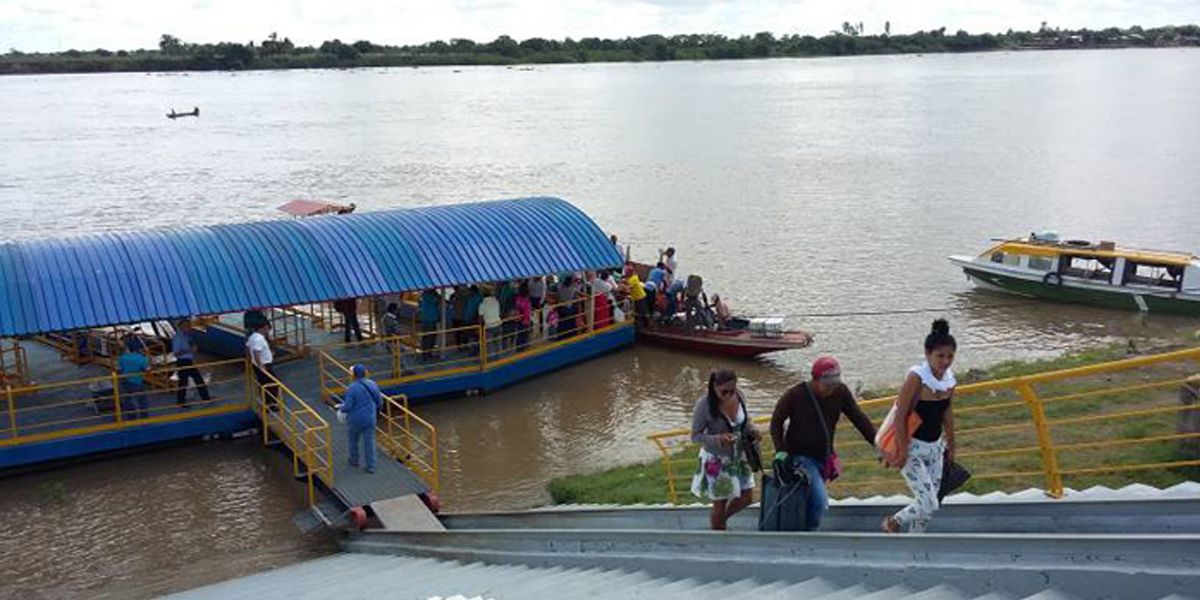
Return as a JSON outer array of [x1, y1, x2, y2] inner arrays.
[[1, 0, 1197, 52]]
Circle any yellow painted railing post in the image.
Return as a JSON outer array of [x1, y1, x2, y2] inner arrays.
[[650, 437, 679, 504], [430, 426, 440, 494], [305, 427, 315, 506], [392, 339, 402, 381], [6, 385, 16, 438], [317, 352, 327, 404], [402, 395, 414, 457], [111, 372, 123, 425], [1017, 379, 1064, 498], [325, 424, 334, 486], [478, 324, 488, 370], [586, 294, 595, 333]]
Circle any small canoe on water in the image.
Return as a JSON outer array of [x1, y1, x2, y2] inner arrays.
[[638, 317, 813, 358], [167, 107, 200, 119]]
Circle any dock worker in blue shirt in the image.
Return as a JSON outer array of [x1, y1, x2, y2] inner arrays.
[[341, 364, 383, 473], [118, 337, 151, 420], [419, 289, 441, 358]]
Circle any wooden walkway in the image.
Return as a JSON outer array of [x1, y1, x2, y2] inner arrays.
[[273, 353, 428, 509]]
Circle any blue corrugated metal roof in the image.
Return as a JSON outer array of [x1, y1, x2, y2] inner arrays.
[[0, 197, 622, 336]]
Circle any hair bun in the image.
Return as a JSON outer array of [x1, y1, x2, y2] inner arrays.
[[931, 318, 950, 336]]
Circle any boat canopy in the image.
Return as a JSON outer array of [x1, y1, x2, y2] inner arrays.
[[0, 197, 621, 336], [986, 240, 1197, 268]]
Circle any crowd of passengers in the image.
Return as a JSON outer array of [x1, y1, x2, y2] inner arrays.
[[350, 270, 631, 359]]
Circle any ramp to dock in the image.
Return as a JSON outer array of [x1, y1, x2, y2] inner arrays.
[[270, 358, 428, 511]]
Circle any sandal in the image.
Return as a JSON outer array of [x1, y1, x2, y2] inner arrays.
[[881, 516, 901, 534]]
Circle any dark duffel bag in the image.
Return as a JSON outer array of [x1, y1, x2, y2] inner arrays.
[[759, 456, 811, 532]]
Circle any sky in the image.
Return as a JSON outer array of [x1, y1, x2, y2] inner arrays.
[[2, 0, 1198, 53]]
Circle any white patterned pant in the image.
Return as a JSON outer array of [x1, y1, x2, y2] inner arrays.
[[893, 437, 945, 533]]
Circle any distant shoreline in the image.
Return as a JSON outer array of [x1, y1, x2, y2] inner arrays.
[[3, 26, 1196, 76]]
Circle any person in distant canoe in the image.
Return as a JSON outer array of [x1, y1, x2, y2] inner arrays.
[[770, 356, 877, 530], [710, 294, 732, 329], [881, 319, 958, 534], [691, 369, 761, 530], [340, 364, 383, 474]]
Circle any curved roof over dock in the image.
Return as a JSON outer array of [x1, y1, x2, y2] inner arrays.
[[0, 197, 621, 336]]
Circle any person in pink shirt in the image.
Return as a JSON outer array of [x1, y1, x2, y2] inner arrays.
[[515, 283, 533, 351]]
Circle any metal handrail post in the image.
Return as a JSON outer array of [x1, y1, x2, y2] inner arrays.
[[392, 339, 402, 380], [6, 385, 16, 439], [587, 293, 596, 332], [325, 424, 334, 486], [111, 372, 123, 425], [318, 352, 327, 404], [650, 437, 678, 504], [430, 426, 440, 494], [304, 427, 315, 506], [478, 324, 487, 370], [1017, 379, 1064, 498]]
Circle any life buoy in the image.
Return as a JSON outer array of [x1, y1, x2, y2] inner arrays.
[[1043, 272, 1063, 287]]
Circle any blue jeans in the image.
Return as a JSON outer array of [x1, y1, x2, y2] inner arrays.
[[348, 424, 376, 471], [796, 455, 830, 530], [121, 381, 148, 420]]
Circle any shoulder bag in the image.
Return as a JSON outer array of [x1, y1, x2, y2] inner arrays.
[[875, 387, 924, 466], [803, 384, 842, 481], [736, 392, 763, 473]]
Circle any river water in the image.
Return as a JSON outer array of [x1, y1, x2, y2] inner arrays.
[[2, 49, 1199, 597]]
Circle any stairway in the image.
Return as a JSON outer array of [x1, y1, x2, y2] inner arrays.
[[161, 552, 1194, 600]]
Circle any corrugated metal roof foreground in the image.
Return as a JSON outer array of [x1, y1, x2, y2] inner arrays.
[[0, 197, 621, 336]]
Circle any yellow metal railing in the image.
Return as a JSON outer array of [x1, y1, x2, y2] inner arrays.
[[1, 342, 29, 390], [1, 357, 251, 445], [649, 346, 1200, 503], [378, 393, 440, 495], [249, 362, 333, 506], [266, 307, 310, 361], [320, 352, 440, 494], [318, 293, 634, 403]]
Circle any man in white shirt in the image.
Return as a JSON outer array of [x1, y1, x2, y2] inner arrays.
[[660, 247, 678, 286], [246, 321, 278, 410], [479, 293, 502, 358]]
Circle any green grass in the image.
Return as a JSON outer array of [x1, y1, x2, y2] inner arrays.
[[547, 340, 1200, 505]]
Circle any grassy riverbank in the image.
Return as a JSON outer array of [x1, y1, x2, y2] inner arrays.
[[4, 25, 1198, 75], [547, 337, 1200, 505]]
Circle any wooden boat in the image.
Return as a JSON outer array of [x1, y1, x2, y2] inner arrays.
[[167, 107, 199, 119], [278, 200, 356, 217], [949, 232, 1200, 315], [638, 318, 813, 357]]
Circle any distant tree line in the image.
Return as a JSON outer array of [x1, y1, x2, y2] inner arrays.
[[2, 25, 1198, 75]]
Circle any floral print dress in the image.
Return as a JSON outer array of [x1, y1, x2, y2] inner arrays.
[[691, 405, 755, 501]]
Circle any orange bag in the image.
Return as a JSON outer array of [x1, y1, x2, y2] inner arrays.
[[875, 401, 922, 465]]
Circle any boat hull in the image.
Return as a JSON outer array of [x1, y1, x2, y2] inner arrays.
[[961, 266, 1200, 316], [637, 326, 812, 357]]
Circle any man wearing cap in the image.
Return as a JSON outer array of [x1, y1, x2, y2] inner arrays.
[[769, 356, 877, 530], [341, 364, 383, 474]]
